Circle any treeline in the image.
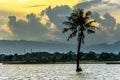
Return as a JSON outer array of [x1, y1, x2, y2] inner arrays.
[[0, 51, 120, 63]]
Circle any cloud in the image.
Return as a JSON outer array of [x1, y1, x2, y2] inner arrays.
[[74, 0, 120, 16], [92, 12, 116, 29], [85, 23, 120, 45], [74, 0, 102, 9], [45, 5, 72, 30], [117, 24, 120, 28], [84, 11, 119, 45], [0, 16, 13, 40], [84, 11, 120, 45], [25, 5, 49, 8], [39, 5, 74, 42], [0, 17, 5, 26], [8, 13, 59, 41], [74, 0, 120, 10]]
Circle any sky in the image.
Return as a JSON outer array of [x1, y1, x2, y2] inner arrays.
[[0, 0, 120, 45]]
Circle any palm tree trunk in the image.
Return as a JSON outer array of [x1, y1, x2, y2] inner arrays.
[[76, 38, 82, 72]]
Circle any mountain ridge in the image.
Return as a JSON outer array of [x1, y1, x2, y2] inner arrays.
[[0, 40, 120, 54], [86, 41, 120, 53], [0, 40, 76, 54]]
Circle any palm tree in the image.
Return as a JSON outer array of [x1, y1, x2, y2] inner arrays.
[[63, 8, 98, 72]]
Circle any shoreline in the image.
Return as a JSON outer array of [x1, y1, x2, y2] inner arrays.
[[2, 61, 120, 64]]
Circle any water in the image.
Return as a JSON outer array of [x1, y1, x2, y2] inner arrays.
[[0, 64, 120, 80]]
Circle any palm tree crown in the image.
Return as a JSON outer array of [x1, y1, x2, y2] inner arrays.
[[63, 8, 97, 43]]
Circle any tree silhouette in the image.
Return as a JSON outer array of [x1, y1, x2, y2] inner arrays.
[[63, 9, 98, 72]]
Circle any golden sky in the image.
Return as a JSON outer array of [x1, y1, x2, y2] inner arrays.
[[0, 0, 120, 23], [0, 0, 81, 16]]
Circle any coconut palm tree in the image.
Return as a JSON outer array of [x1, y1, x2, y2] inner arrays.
[[63, 8, 98, 72]]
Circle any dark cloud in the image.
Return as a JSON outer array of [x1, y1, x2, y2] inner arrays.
[[84, 11, 119, 45], [102, 1, 120, 9], [41, 5, 76, 43], [92, 12, 116, 29], [85, 23, 119, 45], [25, 5, 49, 8], [116, 24, 120, 30], [74, 0, 102, 9], [45, 5, 72, 30], [8, 13, 50, 41]]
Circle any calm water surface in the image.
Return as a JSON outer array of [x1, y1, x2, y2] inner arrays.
[[0, 64, 120, 80]]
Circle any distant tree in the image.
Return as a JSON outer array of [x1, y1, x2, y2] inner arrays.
[[116, 52, 120, 60], [63, 8, 98, 72], [52, 56, 56, 63], [14, 53, 18, 56], [67, 51, 75, 60], [79, 52, 84, 60], [4, 55, 13, 61], [98, 52, 113, 61], [84, 51, 96, 60]]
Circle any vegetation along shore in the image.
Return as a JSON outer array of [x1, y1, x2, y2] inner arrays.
[[1, 51, 120, 64]]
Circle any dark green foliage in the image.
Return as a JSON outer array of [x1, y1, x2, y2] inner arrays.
[[0, 51, 120, 63], [84, 51, 96, 60], [98, 52, 117, 61]]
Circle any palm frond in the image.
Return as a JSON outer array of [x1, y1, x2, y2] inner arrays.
[[69, 27, 77, 31], [87, 29, 95, 34], [91, 25, 99, 29], [63, 21, 76, 27], [67, 30, 77, 41], [85, 11, 91, 16], [85, 20, 96, 28], [71, 13, 77, 17], [84, 16, 90, 20], [67, 15, 78, 24], [86, 20, 96, 25], [79, 9, 84, 17], [63, 28, 69, 33], [83, 16, 90, 24]]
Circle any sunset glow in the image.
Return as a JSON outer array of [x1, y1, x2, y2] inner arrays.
[[0, 0, 81, 15], [0, 0, 120, 45]]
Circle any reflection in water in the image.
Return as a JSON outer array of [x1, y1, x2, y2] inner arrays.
[[76, 72, 93, 79], [0, 64, 120, 80], [71, 71, 94, 80]]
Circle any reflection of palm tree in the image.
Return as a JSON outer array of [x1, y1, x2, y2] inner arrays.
[[63, 9, 98, 72]]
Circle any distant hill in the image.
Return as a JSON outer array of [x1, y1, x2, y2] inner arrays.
[[0, 40, 120, 54], [86, 41, 120, 53], [0, 40, 76, 54]]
